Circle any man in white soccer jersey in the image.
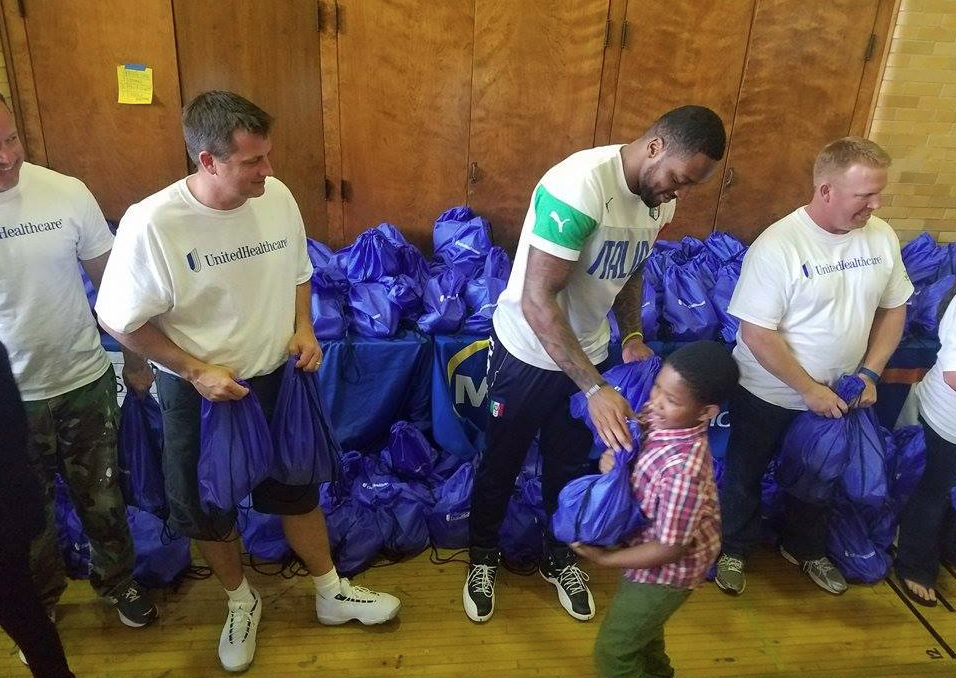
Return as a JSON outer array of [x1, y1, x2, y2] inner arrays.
[[96, 91, 400, 673], [714, 137, 912, 597], [463, 106, 727, 622]]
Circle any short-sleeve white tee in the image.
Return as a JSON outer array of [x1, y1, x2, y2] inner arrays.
[[729, 207, 913, 410], [915, 294, 956, 444], [0, 163, 113, 400], [95, 176, 314, 379]]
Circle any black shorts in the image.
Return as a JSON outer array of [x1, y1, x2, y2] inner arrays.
[[156, 367, 319, 541]]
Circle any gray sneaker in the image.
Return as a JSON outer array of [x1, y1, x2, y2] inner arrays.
[[714, 553, 746, 595], [780, 546, 847, 595]]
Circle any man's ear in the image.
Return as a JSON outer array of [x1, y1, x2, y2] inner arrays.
[[197, 150, 218, 176]]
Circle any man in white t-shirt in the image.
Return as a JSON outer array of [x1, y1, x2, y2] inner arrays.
[[95, 91, 400, 673], [463, 106, 727, 623], [0, 93, 159, 637], [715, 137, 913, 597], [895, 289, 956, 606]]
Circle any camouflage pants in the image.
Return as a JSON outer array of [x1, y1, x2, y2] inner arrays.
[[23, 367, 135, 609]]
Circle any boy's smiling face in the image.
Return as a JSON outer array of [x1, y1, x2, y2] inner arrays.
[[647, 363, 716, 431]]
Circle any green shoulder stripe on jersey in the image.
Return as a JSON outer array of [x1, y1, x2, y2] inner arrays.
[[531, 185, 598, 252]]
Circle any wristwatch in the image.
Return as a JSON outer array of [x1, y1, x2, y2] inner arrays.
[[856, 366, 881, 384], [585, 380, 608, 399]]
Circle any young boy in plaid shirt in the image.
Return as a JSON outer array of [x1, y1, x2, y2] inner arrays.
[[573, 341, 739, 678]]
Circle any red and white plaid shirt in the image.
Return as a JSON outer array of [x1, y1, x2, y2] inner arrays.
[[623, 420, 721, 589]]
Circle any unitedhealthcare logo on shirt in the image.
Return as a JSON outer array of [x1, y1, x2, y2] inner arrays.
[[0, 219, 64, 240], [185, 238, 288, 272], [186, 248, 202, 272], [801, 255, 884, 279]]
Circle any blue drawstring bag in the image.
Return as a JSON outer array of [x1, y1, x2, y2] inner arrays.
[[427, 462, 474, 548], [345, 229, 401, 283], [826, 502, 890, 583], [55, 478, 191, 587], [386, 421, 437, 479], [905, 274, 956, 338], [127, 508, 192, 588], [352, 461, 402, 508], [429, 451, 465, 484], [570, 358, 662, 448], [379, 496, 430, 557], [325, 498, 385, 576], [348, 282, 399, 337], [661, 263, 719, 341], [640, 277, 659, 342], [307, 238, 335, 270], [270, 357, 338, 486], [551, 446, 647, 546], [901, 232, 947, 285], [418, 268, 467, 335], [483, 246, 512, 281], [704, 231, 746, 264], [117, 391, 166, 517], [198, 384, 275, 514], [374, 222, 409, 248], [241, 506, 291, 562], [311, 284, 347, 339], [776, 376, 864, 505], [337, 450, 367, 486], [889, 425, 926, 511], [463, 277, 506, 335], [79, 262, 97, 311], [380, 274, 424, 321], [711, 260, 742, 343], [840, 402, 888, 507], [500, 475, 546, 568], [687, 252, 717, 289], [433, 206, 493, 277], [679, 236, 705, 261]]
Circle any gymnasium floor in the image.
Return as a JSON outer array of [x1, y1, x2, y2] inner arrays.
[[3, 545, 955, 677]]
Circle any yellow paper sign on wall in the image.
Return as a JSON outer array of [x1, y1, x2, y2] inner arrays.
[[117, 64, 153, 104]]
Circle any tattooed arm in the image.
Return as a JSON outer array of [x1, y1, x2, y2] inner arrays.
[[612, 268, 654, 362], [522, 246, 635, 451]]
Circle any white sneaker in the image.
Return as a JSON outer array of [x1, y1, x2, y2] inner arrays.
[[315, 578, 401, 625], [218, 589, 262, 673]]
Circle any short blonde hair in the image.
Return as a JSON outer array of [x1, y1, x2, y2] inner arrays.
[[813, 137, 891, 184]]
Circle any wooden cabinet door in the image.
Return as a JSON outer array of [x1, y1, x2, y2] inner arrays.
[[173, 0, 328, 241], [334, 0, 475, 253], [19, 0, 185, 221], [608, 0, 756, 240], [466, 0, 609, 252], [715, 0, 883, 242]]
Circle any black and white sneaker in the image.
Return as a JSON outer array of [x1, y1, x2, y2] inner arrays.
[[463, 547, 500, 622], [316, 578, 401, 625], [219, 589, 262, 673], [540, 547, 595, 621], [108, 580, 159, 628]]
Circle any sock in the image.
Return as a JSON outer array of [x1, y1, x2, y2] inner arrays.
[[225, 577, 255, 604], [313, 567, 341, 600]]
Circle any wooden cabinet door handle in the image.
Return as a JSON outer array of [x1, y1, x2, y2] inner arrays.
[[724, 166, 735, 188]]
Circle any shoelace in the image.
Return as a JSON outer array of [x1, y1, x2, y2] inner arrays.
[[806, 557, 837, 577], [339, 583, 379, 603], [720, 555, 744, 573], [228, 599, 258, 644], [467, 564, 496, 598], [556, 565, 589, 596]]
